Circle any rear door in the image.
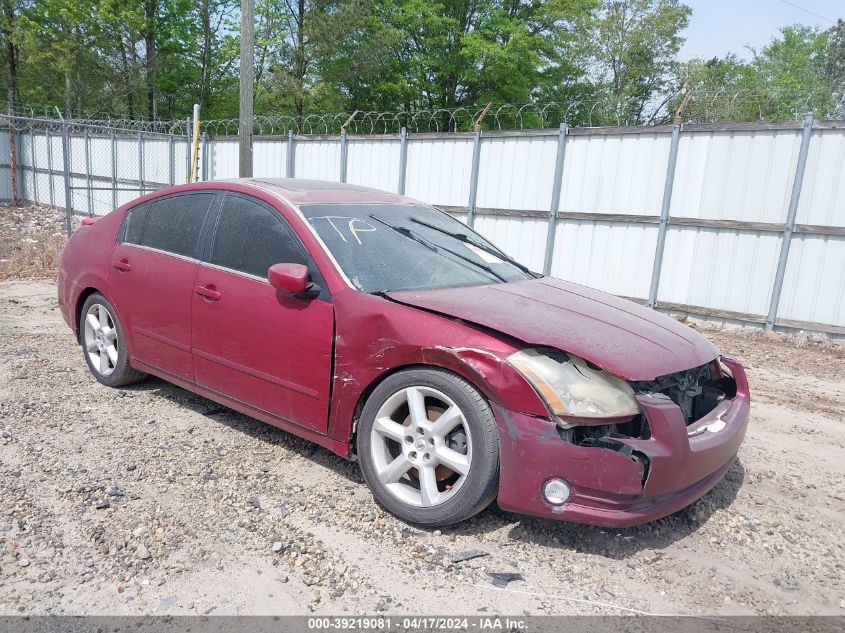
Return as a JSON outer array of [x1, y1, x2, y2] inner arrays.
[[191, 193, 335, 433], [109, 192, 217, 381]]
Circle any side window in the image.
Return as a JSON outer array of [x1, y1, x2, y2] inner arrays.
[[210, 195, 306, 278], [122, 203, 150, 245], [138, 193, 214, 258]]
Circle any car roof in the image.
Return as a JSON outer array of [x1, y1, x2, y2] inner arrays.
[[239, 178, 415, 206]]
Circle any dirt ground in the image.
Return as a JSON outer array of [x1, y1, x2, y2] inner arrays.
[[0, 205, 844, 617]]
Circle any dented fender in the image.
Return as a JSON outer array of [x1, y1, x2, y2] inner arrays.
[[326, 290, 549, 453]]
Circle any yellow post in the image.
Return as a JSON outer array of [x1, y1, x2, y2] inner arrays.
[[189, 116, 201, 183]]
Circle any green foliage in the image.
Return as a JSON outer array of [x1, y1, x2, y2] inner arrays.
[[678, 24, 844, 123], [0, 0, 842, 126]]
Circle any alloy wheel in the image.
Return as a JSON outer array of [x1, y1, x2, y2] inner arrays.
[[369, 386, 472, 507], [83, 303, 119, 376]]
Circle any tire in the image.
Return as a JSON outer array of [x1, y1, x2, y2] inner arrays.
[[80, 293, 148, 388], [357, 368, 499, 527]]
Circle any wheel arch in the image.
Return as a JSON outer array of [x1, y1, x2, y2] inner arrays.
[[347, 360, 498, 455], [74, 287, 104, 342]]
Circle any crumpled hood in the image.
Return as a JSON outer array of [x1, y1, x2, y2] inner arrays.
[[387, 277, 719, 381]]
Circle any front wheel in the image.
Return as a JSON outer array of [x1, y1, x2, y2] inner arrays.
[[357, 368, 499, 527], [80, 293, 148, 388]]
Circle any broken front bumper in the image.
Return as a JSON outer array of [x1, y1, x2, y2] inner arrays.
[[495, 357, 750, 527]]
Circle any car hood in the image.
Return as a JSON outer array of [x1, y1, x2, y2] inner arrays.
[[387, 277, 719, 381]]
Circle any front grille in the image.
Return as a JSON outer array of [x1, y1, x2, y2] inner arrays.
[[631, 362, 736, 425]]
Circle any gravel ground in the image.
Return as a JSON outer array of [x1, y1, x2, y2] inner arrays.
[[0, 205, 844, 617]]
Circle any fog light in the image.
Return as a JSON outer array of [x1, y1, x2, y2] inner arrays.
[[542, 478, 571, 505]]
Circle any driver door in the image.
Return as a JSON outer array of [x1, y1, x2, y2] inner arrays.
[[191, 193, 334, 433]]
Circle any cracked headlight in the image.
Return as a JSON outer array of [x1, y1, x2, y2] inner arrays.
[[508, 348, 639, 421]]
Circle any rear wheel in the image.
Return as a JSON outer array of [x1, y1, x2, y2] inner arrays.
[[80, 293, 147, 388], [357, 368, 499, 527]]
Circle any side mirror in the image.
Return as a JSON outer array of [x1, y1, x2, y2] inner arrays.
[[268, 263, 319, 298]]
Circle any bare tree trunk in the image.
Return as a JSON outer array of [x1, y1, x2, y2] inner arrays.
[[75, 27, 83, 113], [120, 40, 135, 118], [62, 23, 73, 116], [199, 0, 211, 112], [145, 0, 157, 119], [2, 0, 20, 205], [293, 0, 305, 121]]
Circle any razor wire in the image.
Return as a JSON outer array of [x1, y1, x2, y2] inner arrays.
[[4, 88, 842, 137]]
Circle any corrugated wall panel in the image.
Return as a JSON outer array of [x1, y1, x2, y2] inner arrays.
[[671, 130, 801, 223], [30, 134, 52, 206], [173, 140, 190, 185], [405, 138, 474, 207], [141, 138, 171, 185], [115, 137, 138, 181], [89, 136, 114, 180], [295, 139, 341, 180], [0, 133, 9, 199], [550, 220, 659, 299], [254, 140, 286, 178], [778, 234, 845, 326], [560, 133, 671, 215], [347, 139, 400, 192], [208, 140, 238, 180], [476, 136, 558, 211], [472, 215, 547, 272], [3, 124, 844, 333], [658, 227, 781, 316], [797, 129, 845, 228]]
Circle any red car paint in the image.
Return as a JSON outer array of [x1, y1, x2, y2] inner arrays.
[[388, 278, 720, 381], [58, 179, 750, 527]]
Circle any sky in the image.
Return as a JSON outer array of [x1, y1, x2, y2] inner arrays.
[[679, 0, 842, 61]]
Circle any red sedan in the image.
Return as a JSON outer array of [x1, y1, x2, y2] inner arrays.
[[58, 179, 749, 528]]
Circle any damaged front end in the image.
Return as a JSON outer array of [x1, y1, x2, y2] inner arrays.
[[496, 353, 750, 527]]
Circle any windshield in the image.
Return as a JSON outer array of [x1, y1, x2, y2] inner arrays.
[[300, 203, 535, 292]]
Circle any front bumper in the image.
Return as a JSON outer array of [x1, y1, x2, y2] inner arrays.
[[495, 357, 750, 527]]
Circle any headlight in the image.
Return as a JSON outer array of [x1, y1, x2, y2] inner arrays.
[[508, 348, 639, 421]]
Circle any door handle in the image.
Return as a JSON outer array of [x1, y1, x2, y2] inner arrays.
[[195, 285, 222, 300], [112, 260, 131, 272]]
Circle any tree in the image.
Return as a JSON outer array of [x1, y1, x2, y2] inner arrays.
[[1, 0, 22, 113], [822, 19, 844, 116], [751, 25, 835, 120], [581, 0, 690, 125], [675, 55, 760, 122]]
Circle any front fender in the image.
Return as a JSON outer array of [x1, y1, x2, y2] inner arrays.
[[326, 290, 549, 451]]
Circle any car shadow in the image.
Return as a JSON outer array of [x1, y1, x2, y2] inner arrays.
[[124, 376, 746, 559], [123, 376, 364, 484]]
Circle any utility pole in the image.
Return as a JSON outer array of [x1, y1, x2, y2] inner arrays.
[[238, 0, 254, 177]]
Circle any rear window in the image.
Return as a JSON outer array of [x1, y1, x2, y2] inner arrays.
[[138, 193, 214, 258], [123, 203, 150, 245]]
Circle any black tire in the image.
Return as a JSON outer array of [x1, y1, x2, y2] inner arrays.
[[80, 292, 148, 388], [357, 368, 499, 527]]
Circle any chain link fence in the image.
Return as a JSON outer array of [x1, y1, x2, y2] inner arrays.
[[1, 114, 194, 233]]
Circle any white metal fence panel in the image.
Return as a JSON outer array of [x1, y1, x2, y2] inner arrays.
[[658, 228, 782, 316], [295, 138, 341, 181], [254, 139, 285, 178], [405, 137, 475, 207], [208, 139, 237, 180], [797, 129, 845, 228], [0, 133, 9, 200], [473, 215, 548, 272], [778, 234, 845, 326], [2, 119, 844, 334], [671, 129, 802, 223], [560, 132, 671, 216], [347, 139, 401, 192], [476, 136, 558, 211], [551, 220, 659, 299]]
